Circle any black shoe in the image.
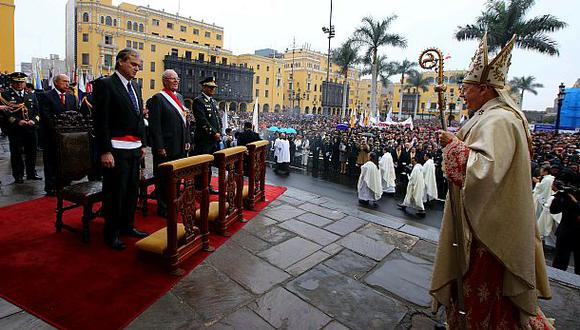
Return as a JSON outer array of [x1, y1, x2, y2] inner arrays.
[[397, 203, 407, 212], [106, 237, 127, 251], [209, 186, 219, 195], [27, 174, 43, 180], [14, 177, 24, 184], [416, 210, 426, 218], [120, 228, 149, 238]]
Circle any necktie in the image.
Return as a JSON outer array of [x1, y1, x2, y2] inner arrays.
[[126, 82, 139, 115], [60, 94, 65, 105]]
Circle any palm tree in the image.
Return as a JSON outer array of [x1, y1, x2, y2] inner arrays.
[[362, 55, 397, 116], [333, 40, 360, 119], [509, 76, 544, 107], [392, 59, 417, 119], [455, 0, 567, 55], [404, 71, 430, 118], [352, 16, 407, 118]]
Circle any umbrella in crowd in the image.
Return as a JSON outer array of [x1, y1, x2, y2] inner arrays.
[[268, 126, 279, 132], [336, 123, 349, 131]]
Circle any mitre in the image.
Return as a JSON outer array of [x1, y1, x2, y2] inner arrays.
[[463, 32, 517, 89]]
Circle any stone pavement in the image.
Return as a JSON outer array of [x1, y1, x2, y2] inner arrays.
[[1, 136, 580, 329]]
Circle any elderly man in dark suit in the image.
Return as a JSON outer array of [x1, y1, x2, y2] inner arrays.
[[38, 74, 78, 195], [147, 69, 191, 216], [191, 76, 222, 193], [93, 48, 148, 250]]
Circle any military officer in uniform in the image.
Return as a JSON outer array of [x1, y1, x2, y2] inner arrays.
[[191, 76, 222, 193], [0, 72, 42, 183]]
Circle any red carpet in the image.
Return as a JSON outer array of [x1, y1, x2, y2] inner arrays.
[[0, 183, 286, 330]]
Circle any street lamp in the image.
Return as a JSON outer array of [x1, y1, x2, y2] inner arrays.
[[322, 0, 335, 116], [555, 82, 566, 135]]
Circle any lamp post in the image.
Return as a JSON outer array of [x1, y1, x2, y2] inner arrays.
[[555, 83, 566, 135], [322, 0, 335, 116]]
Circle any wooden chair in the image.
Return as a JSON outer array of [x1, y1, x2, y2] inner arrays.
[[138, 165, 155, 216], [53, 111, 102, 243], [245, 140, 269, 210], [208, 146, 247, 236], [135, 155, 214, 275]]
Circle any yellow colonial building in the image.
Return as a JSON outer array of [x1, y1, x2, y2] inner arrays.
[[391, 69, 468, 119], [235, 54, 286, 113], [0, 0, 15, 73], [66, 0, 234, 101]]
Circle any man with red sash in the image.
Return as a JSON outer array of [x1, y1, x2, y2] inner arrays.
[[147, 69, 191, 216]]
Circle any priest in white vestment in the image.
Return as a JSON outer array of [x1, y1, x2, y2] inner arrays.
[[357, 152, 382, 207], [422, 153, 438, 202], [532, 165, 555, 220], [378, 150, 396, 194], [537, 192, 561, 247], [398, 158, 425, 216], [274, 133, 291, 175]]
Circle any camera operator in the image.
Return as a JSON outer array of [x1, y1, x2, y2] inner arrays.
[[550, 181, 580, 274]]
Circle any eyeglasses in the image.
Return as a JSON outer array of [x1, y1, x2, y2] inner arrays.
[[165, 77, 180, 82]]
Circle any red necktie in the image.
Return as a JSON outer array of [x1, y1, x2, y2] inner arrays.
[[60, 94, 65, 105]]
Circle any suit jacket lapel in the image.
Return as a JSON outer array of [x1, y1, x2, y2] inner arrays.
[[111, 74, 137, 117], [51, 90, 66, 113]]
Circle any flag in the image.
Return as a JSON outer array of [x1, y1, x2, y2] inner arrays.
[[252, 97, 259, 133], [77, 71, 86, 107], [444, 53, 452, 60], [363, 110, 369, 126], [386, 106, 393, 122], [350, 108, 357, 128], [35, 62, 43, 90], [459, 115, 465, 124], [48, 67, 54, 89], [402, 116, 414, 130], [221, 106, 228, 135]]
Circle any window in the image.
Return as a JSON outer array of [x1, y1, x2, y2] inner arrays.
[[276, 78, 281, 88], [307, 82, 311, 91], [104, 35, 113, 45], [192, 41, 199, 44], [82, 12, 89, 22], [133, 22, 138, 31], [184, 51, 192, 59], [150, 79, 155, 89], [265, 77, 269, 85], [257, 64, 260, 70], [126, 40, 131, 47], [100, 16, 104, 24], [216, 34, 222, 40], [171, 48, 178, 56], [265, 90, 269, 97], [210, 55, 216, 63], [152, 32, 159, 36], [221, 57, 227, 65], [180, 26, 186, 32], [139, 24, 144, 32], [104, 54, 112, 67], [180, 38, 186, 42], [255, 89, 259, 97], [152, 19, 159, 26], [256, 76, 260, 84], [314, 84, 317, 92], [193, 28, 199, 35], [113, 19, 117, 26], [82, 53, 90, 65], [82, 33, 89, 42], [138, 42, 143, 50], [204, 31, 211, 38], [266, 66, 270, 72], [167, 22, 173, 29], [132, 41, 137, 49], [127, 21, 132, 30], [105, 16, 112, 26], [151, 44, 156, 52], [278, 68, 281, 73], [198, 53, 205, 61], [166, 35, 173, 39]]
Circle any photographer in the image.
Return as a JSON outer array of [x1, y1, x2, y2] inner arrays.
[[550, 181, 580, 274]]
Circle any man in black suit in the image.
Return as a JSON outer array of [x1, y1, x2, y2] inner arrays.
[[38, 74, 78, 195], [93, 48, 148, 250], [0, 72, 42, 183], [147, 69, 191, 216], [236, 121, 260, 146], [191, 76, 222, 193]]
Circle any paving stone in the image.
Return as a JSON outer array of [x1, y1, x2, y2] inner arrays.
[[278, 195, 305, 206], [357, 223, 419, 251], [243, 214, 278, 235], [398, 224, 440, 243], [539, 282, 580, 330], [364, 250, 433, 307], [346, 209, 404, 230], [297, 213, 335, 227], [250, 225, 296, 245], [410, 314, 440, 330], [230, 229, 272, 254], [251, 287, 331, 330], [321, 243, 343, 256], [172, 263, 254, 323], [286, 250, 332, 276], [410, 240, 438, 262], [258, 237, 322, 269], [547, 266, 580, 289], [299, 203, 346, 220], [324, 216, 366, 236], [264, 204, 307, 221], [309, 196, 332, 205], [209, 308, 274, 330], [337, 232, 395, 261], [278, 219, 340, 246], [0, 298, 21, 318], [323, 320, 350, 330], [283, 188, 320, 202], [286, 264, 407, 329], [209, 243, 290, 295], [0, 311, 55, 329], [323, 248, 378, 280], [127, 292, 202, 329]]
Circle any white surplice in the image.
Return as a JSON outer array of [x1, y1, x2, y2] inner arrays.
[[422, 158, 438, 202], [379, 152, 396, 193], [357, 161, 383, 202], [403, 163, 425, 211], [532, 174, 554, 219], [274, 138, 290, 163]]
